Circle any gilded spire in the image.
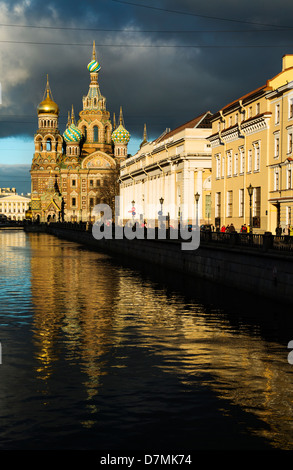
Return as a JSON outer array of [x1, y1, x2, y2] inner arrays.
[[140, 123, 148, 148], [119, 106, 124, 126], [92, 40, 96, 61], [67, 111, 71, 127], [71, 105, 75, 125], [113, 112, 116, 130]]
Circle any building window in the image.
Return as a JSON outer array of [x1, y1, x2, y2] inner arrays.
[[247, 149, 252, 173], [256, 103, 260, 115], [215, 155, 221, 179], [253, 187, 261, 223], [239, 147, 245, 174], [289, 97, 293, 119], [274, 135, 280, 158], [234, 153, 238, 176], [275, 103, 280, 124], [235, 113, 238, 124], [215, 192, 221, 218], [72, 179, 76, 186], [72, 197, 76, 207], [254, 143, 260, 171], [46, 138, 52, 151], [239, 189, 244, 217], [227, 151, 232, 177], [89, 180, 93, 187], [274, 169, 280, 191], [221, 156, 225, 178], [288, 131, 293, 154], [89, 198, 94, 207], [93, 126, 99, 142], [96, 180, 101, 187], [248, 106, 252, 118], [205, 194, 211, 221], [287, 166, 292, 189], [227, 191, 233, 217]]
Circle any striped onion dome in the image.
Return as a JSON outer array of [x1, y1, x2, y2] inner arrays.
[[63, 123, 82, 142], [87, 59, 101, 73], [112, 124, 130, 144]]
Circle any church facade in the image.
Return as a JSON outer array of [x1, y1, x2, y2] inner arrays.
[[30, 42, 130, 222]]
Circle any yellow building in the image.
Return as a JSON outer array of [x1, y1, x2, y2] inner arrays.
[[209, 54, 293, 234], [119, 113, 212, 227]]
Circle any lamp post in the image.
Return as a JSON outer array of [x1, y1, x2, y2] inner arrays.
[[195, 192, 200, 226], [159, 197, 164, 229], [131, 200, 135, 224], [247, 183, 253, 234]]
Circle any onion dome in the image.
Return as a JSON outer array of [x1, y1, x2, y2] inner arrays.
[[63, 106, 82, 142], [87, 59, 101, 73], [38, 76, 59, 115], [87, 41, 101, 73], [63, 123, 82, 142], [112, 106, 130, 144], [112, 124, 130, 144]]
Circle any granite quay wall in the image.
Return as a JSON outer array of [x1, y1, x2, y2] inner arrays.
[[24, 222, 293, 305]]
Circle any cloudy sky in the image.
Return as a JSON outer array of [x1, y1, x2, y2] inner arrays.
[[1, 0, 293, 193]]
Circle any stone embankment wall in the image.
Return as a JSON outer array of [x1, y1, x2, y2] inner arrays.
[[41, 224, 293, 305]]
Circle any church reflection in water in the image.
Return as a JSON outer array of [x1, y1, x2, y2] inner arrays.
[[27, 232, 293, 449]]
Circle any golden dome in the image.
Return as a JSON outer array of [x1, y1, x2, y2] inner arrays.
[[37, 76, 59, 115]]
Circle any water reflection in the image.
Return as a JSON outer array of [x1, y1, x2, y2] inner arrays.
[[1, 230, 293, 449]]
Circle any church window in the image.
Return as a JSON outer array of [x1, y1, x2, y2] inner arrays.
[[46, 139, 52, 151], [82, 126, 87, 140], [96, 180, 100, 187], [72, 197, 76, 207], [72, 179, 76, 186], [89, 198, 94, 207], [93, 126, 99, 142], [89, 180, 93, 187]]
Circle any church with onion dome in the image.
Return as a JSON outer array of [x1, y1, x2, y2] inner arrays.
[[30, 42, 130, 222]]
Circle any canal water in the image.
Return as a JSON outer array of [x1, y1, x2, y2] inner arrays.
[[0, 229, 293, 452]]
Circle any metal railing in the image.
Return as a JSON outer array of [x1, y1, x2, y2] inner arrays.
[[25, 220, 293, 255]]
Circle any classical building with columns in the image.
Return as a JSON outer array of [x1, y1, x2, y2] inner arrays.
[[30, 42, 130, 222], [119, 112, 212, 227]]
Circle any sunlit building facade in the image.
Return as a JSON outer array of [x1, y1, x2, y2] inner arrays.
[[0, 194, 30, 220], [209, 54, 293, 233], [30, 42, 130, 222], [119, 113, 212, 226]]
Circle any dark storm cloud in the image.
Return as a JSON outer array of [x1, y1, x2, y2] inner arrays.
[[1, 0, 293, 147]]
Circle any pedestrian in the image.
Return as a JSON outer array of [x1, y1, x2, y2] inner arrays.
[[220, 225, 226, 232]]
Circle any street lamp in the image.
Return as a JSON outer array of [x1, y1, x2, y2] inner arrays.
[[247, 183, 253, 234], [131, 200, 135, 224], [195, 192, 200, 226], [159, 197, 164, 229]]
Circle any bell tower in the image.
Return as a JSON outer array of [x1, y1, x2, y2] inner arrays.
[[30, 76, 63, 221]]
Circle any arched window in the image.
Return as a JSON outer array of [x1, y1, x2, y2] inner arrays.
[[46, 139, 52, 151], [82, 126, 87, 140], [93, 126, 99, 142]]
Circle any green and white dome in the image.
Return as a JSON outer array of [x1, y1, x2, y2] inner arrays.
[[87, 59, 101, 73], [63, 123, 82, 143]]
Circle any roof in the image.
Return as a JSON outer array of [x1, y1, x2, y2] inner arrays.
[[0, 194, 30, 202], [154, 112, 212, 144]]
